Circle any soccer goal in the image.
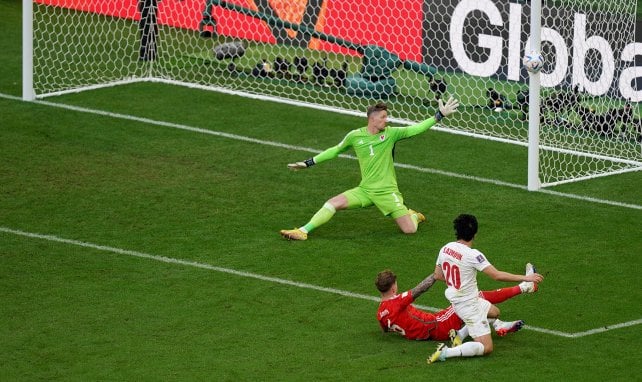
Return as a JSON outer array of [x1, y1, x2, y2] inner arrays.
[[23, 0, 642, 189]]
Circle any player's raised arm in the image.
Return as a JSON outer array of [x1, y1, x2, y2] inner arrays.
[[410, 273, 437, 300], [402, 96, 461, 138], [434, 96, 460, 121]]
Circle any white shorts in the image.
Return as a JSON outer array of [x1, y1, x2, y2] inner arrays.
[[452, 297, 492, 338]]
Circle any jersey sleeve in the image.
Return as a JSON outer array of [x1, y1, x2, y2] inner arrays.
[[470, 249, 491, 271], [312, 130, 355, 165], [393, 117, 438, 140]]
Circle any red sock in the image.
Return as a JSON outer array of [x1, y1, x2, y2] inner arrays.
[[479, 286, 522, 304]]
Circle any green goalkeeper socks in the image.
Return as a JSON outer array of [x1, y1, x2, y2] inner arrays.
[[303, 202, 336, 233]]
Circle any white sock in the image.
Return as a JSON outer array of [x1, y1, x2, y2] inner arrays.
[[491, 318, 504, 330], [518, 281, 529, 293], [457, 326, 469, 340], [444, 342, 485, 358]]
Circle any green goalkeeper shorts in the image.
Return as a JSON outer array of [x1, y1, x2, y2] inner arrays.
[[342, 186, 409, 219]]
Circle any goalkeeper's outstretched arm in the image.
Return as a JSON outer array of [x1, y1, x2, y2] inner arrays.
[[286, 140, 349, 170], [435, 96, 460, 122], [287, 158, 316, 170], [398, 96, 461, 138]]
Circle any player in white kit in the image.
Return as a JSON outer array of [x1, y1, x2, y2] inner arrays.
[[428, 214, 544, 364]]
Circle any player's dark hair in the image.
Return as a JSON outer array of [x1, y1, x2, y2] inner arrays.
[[454, 214, 478, 241], [375, 269, 396, 293], [367, 102, 388, 119]]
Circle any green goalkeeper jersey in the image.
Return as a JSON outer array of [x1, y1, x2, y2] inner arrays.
[[312, 117, 437, 191]]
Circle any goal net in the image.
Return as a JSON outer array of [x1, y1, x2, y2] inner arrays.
[[27, 0, 642, 188], [534, 0, 642, 186]]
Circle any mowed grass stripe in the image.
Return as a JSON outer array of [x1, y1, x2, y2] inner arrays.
[[0, 92, 640, 211], [2, 225, 640, 338]]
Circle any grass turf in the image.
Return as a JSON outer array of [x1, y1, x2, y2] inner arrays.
[[1, 1, 641, 380]]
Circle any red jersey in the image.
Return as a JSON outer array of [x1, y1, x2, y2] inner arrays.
[[376, 290, 464, 341]]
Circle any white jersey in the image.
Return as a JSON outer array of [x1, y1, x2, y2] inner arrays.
[[436, 241, 491, 303]]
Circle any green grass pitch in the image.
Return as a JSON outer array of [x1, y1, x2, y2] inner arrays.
[[1, 1, 641, 380]]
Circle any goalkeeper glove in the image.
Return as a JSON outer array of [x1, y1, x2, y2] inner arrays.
[[435, 96, 460, 121], [287, 158, 315, 170]]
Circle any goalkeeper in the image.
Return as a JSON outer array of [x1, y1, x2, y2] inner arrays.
[[280, 97, 459, 240]]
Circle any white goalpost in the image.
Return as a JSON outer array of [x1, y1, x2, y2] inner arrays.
[[22, 0, 34, 101], [23, 0, 642, 189], [527, 0, 543, 191]]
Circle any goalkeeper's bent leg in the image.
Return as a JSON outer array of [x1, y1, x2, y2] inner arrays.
[[302, 202, 336, 233]]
